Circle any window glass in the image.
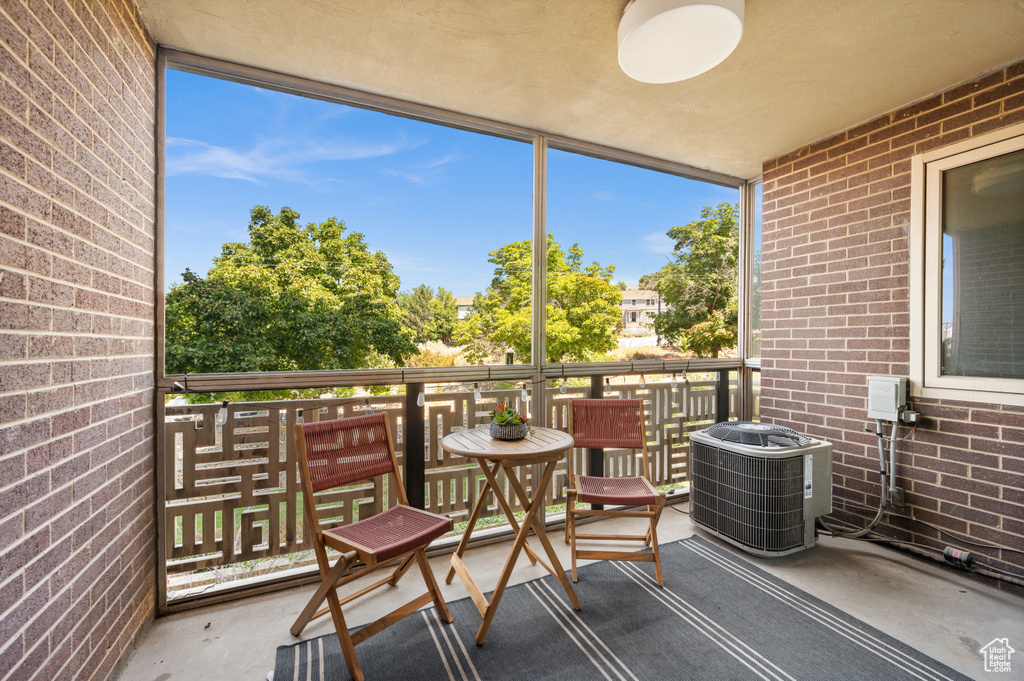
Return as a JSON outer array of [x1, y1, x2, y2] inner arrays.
[[546, 149, 739, 364], [940, 148, 1024, 379], [163, 70, 532, 377], [750, 181, 763, 358]]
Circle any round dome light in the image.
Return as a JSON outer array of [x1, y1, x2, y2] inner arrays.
[[618, 0, 744, 84]]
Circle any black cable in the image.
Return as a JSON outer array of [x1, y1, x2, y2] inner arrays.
[[983, 563, 1024, 579], [829, 499, 882, 514], [908, 517, 1024, 556], [828, 499, 1024, 556], [817, 528, 1024, 583]]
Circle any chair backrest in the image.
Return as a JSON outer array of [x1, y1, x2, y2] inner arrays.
[[294, 413, 407, 516], [568, 398, 650, 480]]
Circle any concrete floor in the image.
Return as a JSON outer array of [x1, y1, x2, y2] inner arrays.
[[118, 504, 1024, 681]]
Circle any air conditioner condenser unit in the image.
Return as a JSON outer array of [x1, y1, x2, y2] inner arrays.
[[688, 422, 833, 557]]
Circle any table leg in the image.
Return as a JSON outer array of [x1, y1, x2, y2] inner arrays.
[[504, 460, 581, 611], [474, 467, 549, 645], [445, 460, 500, 585], [476, 458, 543, 567]]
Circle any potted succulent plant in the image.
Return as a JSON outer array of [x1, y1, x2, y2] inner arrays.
[[489, 401, 530, 441]]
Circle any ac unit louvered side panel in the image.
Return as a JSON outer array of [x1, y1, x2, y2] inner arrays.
[[690, 442, 805, 554]]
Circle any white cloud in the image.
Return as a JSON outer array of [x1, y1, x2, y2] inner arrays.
[[381, 169, 429, 185], [591, 190, 619, 202], [381, 150, 461, 186], [426, 152, 460, 169], [165, 134, 421, 184], [641, 231, 674, 255]]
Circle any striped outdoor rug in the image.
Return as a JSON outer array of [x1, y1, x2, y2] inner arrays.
[[274, 535, 971, 681]]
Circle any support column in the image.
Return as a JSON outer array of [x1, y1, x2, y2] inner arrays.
[[716, 370, 731, 424], [588, 375, 604, 510], [405, 383, 426, 509]]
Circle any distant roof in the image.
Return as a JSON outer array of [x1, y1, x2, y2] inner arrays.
[[620, 290, 660, 298], [455, 296, 475, 306]]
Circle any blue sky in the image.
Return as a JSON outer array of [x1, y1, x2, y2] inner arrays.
[[164, 69, 738, 296]]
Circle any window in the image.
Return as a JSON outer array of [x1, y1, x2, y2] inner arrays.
[[910, 122, 1024, 404], [158, 53, 746, 389], [162, 69, 532, 376], [544, 148, 738, 364], [750, 181, 763, 358]]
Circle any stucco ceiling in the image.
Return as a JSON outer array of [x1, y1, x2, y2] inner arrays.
[[135, 0, 1024, 180]]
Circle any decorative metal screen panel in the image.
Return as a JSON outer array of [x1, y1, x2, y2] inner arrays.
[[160, 378, 731, 602], [690, 442, 805, 553], [163, 398, 400, 576]]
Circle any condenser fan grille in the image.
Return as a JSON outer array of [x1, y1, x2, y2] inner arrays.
[[701, 421, 811, 447]]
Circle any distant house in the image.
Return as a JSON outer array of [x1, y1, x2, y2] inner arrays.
[[455, 296, 475, 320], [619, 290, 662, 329]]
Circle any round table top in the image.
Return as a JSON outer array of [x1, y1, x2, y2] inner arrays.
[[441, 426, 574, 463]]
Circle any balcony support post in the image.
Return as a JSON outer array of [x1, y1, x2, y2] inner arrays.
[[405, 383, 426, 509], [716, 369, 731, 424], [588, 374, 604, 510]]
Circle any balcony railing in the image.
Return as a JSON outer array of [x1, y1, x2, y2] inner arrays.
[[160, 375, 750, 608]]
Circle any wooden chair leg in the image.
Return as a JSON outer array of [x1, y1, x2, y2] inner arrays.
[[564, 505, 571, 544], [644, 500, 656, 546], [388, 553, 416, 586], [292, 548, 357, 636], [325, 583, 364, 681], [650, 496, 665, 586], [564, 488, 574, 544], [414, 548, 453, 623], [569, 507, 579, 583]]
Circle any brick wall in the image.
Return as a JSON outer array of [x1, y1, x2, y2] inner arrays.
[[761, 60, 1024, 578], [0, 1, 156, 680]]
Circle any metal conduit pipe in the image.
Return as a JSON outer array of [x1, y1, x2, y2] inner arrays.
[[859, 536, 1024, 589], [888, 419, 900, 500], [817, 419, 889, 539]]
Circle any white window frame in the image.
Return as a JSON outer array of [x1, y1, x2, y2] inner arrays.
[[909, 121, 1024, 406]]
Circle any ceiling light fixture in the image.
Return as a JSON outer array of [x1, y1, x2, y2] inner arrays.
[[971, 155, 1024, 196], [618, 0, 744, 84]]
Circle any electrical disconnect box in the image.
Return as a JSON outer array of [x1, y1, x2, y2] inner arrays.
[[867, 376, 907, 421]]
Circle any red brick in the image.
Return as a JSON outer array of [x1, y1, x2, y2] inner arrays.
[[848, 115, 891, 139], [941, 102, 1002, 132], [0, 173, 51, 221], [763, 60, 1024, 560], [942, 71, 1005, 104], [971, 108, 1024, 136], [972, 75, 1024, 107], [1, 299, 52, 333], [0, 2, 155, 678], [893, 94, 944, 121], [0, 105, 53, 167]]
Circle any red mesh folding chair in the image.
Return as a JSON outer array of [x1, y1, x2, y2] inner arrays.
[[565, 398, 666, 585], [291, 413, 453, 681]]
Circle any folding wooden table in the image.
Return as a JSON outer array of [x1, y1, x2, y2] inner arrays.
[[441, 426, 582, 644]]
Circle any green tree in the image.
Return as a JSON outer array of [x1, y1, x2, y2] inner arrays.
[[399, 284, 434, 342], [650, 202, 738, 358], [426, 287, 459, 344], [457, 235, 621, 363], [165, 205, 416, 379]]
